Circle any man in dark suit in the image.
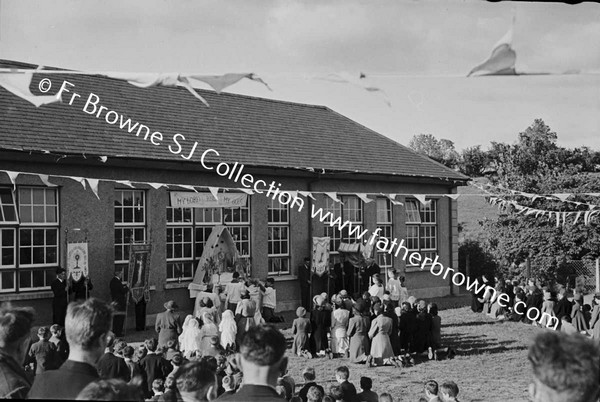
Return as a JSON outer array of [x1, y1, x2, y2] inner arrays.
[[51, 268, 68, 326], [28, 298, 112, 399], [360, 258, 380, 293], [96, 332, 130, 382], [139, 338, 171, 398], [110, 269, 129, 337], [298, 257, 312, 310], [217, 324, 287, 401]]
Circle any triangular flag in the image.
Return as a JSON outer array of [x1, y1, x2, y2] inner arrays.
[[149, 183, 166, 190], [414, 194, 428, 207], [287, 190, 299, 201], [116, 180, 135, 188], [445, 194, 460, 200], [99, 156, 108, 163], [86, 178, 100, 200], [239, 188, 254, 195], [355, 193, 373, 204], [298, 191, 316, 200], [468, 21, 516, 77], [208, 187, 219, 200], [0, 72, 62, 107], [189, 73, 272, 94], [70, 176, 86, 190], [38, 174, 56, 187], [179, 185, 197, 192], [4, 171, 20, 191], [552, 193, 572, 202], [324, 192, 342, 203]]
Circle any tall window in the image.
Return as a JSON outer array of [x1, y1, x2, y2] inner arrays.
[[268, 198, 289, 275], [167, 195, 251, 282], [405, 199, 437, 266], [0, 187, 59, 293], [322, 195, 363, 265], [114, 190, 146, 281], [376, 197, 393, 269]]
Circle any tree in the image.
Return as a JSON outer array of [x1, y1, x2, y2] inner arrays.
[[408, 134, 459, 169], [459, 145, 488, 177]]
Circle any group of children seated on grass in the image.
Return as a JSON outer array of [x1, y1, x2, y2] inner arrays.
[[294, 365, 461, 402], [291, 269, 454, 368], [472, 275, 600, 340]]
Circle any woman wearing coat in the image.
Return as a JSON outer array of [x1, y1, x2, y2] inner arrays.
[[589, 292, 600, 342], [155, 300, 182, 348], [347, 304, 370, 363], [367, 304, 397, 367]]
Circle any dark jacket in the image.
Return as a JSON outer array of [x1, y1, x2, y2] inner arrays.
[[28, 359, 99, 400], [71, 276, 93, 300], [28, 339, 58, 374], [0, 351, 32, 399], [140, 353, 172, 393], [340, 380, 359, 402], [155, 310, 182, 348], [298, 381, 324, 402], [216, 384, 285, 401], [110, 276, 129, 311], [97, 352, 131, 382]]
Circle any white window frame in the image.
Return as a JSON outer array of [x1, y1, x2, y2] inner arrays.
[[268, 198, 290, 275], [405, 199, 437, 266], [376, 197, 393, 269]]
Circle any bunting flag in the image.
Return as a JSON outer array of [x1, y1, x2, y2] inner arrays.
[[178, 185, 197, 192], [99, 156, 108, 163], [73, 176, 86, 190], [116, 180, 135, 188], [355, 193, 373, 204], [238, 188, 254, 195], [189, 73, 272, 94], [86, 178, 100, 199], [0, 72, 63, 107], [298, 191, 316, 200], [468, 22, 516, 77], [314, 72, 391, 106], [324, 192, 342, 203], [4, 171, 20, 191], [445, 194, 460, 200], [208, 187, 220, 200], [552, 193, 571, 202], [414, 194, 429, 207], [148, 182, 165, 190], [38, 174, 56, 187]]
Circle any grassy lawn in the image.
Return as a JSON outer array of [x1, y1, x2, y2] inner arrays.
[[284, 304, 538, 402]]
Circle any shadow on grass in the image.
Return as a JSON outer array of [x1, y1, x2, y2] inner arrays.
[[443, 332, 528, 356], [444, 320, 501, 328]]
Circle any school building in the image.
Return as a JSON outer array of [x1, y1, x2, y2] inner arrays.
[[0, 59, 468, 326]]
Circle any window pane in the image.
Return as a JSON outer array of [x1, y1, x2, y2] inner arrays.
[[46, 206, 56, 223], [20, 207, 32, 223], [19, 270, 31, 288], [32, 189, 44, 204], [32, 247, 44, 264], [33, 269, 45, 287], [33, 230, 45, 245], [1, 271, 15, 290]]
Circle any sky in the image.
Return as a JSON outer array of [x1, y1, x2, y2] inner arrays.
[[0, 0, 599, 151]]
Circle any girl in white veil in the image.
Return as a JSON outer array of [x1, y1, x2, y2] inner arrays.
[[219, 309, 237, 351], [179, 316, 202, 358]]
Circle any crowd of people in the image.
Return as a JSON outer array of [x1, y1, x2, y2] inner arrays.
[[471, 275, 600, 340]]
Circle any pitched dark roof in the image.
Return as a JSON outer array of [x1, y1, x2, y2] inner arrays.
[[0, 60, 467, 182]]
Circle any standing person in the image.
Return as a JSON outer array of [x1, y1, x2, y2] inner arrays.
[[299, 257, 312, 310], [134, 290, 149, 332], [51, 267, 68, 326], [225, 272, 246, 312], [330, 298, 350, 358], [347, 304, 370, 364], [110, 268, 129, 337], [155, 301, 182, 349], [235, 290, 257, 348], [368, 274, 384, 300], [216, 324, 288, 401], [386, 269, 401, 307], [309, 295, 331, 357], [0, 303, 35, 399], [360, 259, 380, 294], [219, 310, 237, 351], [262, 278, 284, 323], [571, 293, 588, 332], [28, 326, 58, 374], [70, 275, 93, 301], [590, 292, 600, 341], [49, 324, 69, 366], [553, 288, 572, 325], [28, 298, 112, 399]]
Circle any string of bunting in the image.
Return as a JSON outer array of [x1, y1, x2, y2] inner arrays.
[[471, 182, 600, 227], [1, 169, 465, 206]]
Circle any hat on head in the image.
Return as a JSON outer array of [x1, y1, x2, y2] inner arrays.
[[314, 295, 325, 307], [164, 300, 178, 310], [55, 267, 65, 275], [296, 307, 307, 317], [320, 292, 328, 299], [339, 290, 348, 298]]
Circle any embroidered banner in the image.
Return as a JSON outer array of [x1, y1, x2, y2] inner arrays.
[[312, 237, 331, 277], [169, 192, 247, 208], [67, 242, 89, 282]]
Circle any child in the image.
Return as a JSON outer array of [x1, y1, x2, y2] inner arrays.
[[292, 307, 311, 357], [379, 393, 394, 402], [262, 277, 284, 323], [440, 381, 460, 402], [331, 297, 350, 358], [151, 378, 165, 399], [199, 312, 220, 351], [357, 376, 378, 402], [221, 375, 236, 396], [386, 269, 401, 307], [423, 379, 439, 401], [219, 309, 238, 351], [122, 346, 144, 387], [368, 274, 384, 300], [28, 326, 58, 374], [164, 340, 179, 361], [335, 366, 358, 402], [49, 324, 69, 366], [203, 336, 224, 358], [179, 317, 202, 358]]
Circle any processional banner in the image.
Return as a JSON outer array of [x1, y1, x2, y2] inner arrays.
[[67, 242, 88, 282], [312, 237, 330, 277], [128, 243, 152, 304]]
